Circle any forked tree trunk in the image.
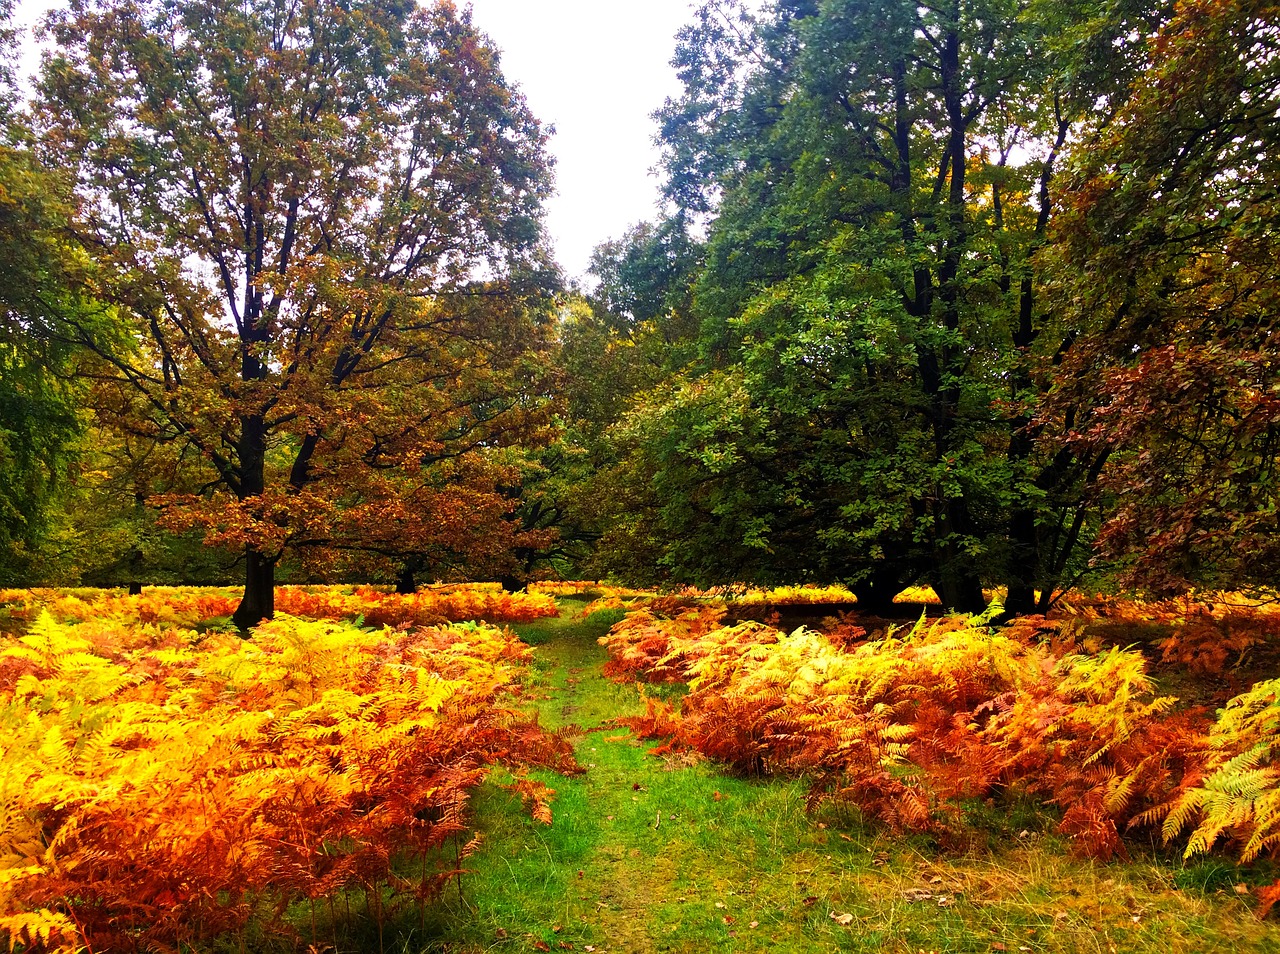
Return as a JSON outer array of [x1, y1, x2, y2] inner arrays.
[[232, 548, 275, 634]]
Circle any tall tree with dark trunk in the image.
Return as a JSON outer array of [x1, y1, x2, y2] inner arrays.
[[583, 0, 1172, 612], [36, 0, 553, 628]]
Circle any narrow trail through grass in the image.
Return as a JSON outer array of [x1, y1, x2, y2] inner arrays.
[[411, 600, 1280, 953]]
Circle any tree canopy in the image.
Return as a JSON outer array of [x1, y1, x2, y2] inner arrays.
[[36, 0, 556, 625], [565, 0, 1278, 611], [0, 0, 1274, 614]]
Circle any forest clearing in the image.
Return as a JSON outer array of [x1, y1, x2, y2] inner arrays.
[[2, 0, 1279, 949]]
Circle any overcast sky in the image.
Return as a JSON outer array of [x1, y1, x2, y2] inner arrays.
[[11, 0, 698, 282]]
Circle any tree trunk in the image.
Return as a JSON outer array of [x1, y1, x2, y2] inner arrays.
[[128, 581, 143, 596], [232, 409, 272, 635], [396, 563, 417, 595], [851, 564, 906, 615], [1004, 508, 1039, 617], [232, 548, 275, 633], [936, 563, 987, 615]]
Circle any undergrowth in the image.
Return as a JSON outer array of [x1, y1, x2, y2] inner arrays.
[[600, 602, 1280, 913]]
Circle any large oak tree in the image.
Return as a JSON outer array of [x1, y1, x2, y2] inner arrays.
[[37, 0, 554, 627]]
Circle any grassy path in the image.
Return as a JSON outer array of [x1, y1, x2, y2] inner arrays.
[[410, 602, 1279, 953]]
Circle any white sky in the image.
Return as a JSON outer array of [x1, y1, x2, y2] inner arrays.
[[11, 0, 696, 283]]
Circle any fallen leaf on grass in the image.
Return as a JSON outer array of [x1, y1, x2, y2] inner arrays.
[[829, 911, 854, 926], [723, 915, 736, 925], [535, 943, 551, 952], [713, 791, 723, 801], [749, 921, 759, 929], [802, 896, 818, 906], [715, 901, 726, 909]]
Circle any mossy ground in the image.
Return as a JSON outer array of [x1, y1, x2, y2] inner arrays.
[[310, 599, 1280, 953]]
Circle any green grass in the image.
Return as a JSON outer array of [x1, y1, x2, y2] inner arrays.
[[305, 599, 1280, 953]]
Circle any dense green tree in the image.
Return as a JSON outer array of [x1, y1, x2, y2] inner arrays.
[[37, 0, 555, 627], [0, 1, 96, 583], [586, 0, 1176, 612], [544, 224, 706, 582]]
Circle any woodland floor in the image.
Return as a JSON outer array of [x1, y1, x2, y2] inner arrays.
[[305, 598, 1280, 954]]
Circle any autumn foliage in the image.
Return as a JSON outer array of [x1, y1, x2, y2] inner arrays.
[[0, 604, 575, 953], [600, 605, 1280, 870], [0, 583, 559, 631]]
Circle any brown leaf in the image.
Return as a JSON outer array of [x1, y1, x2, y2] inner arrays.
[[723, 915, 735, 925], [829, 911, 854, 926], [534, 943, 551, 953]]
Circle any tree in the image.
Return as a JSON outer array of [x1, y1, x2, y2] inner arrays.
[[546, 225, 704, 583], [586, 0, 1168, 612], [37, 0, 554, 627], [1044, 0, 1280, 595], [0, 148, 85, 582], [0, 0, 98, 583]]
